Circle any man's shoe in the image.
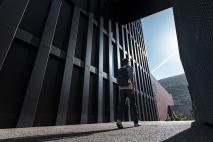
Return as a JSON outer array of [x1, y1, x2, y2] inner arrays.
[[116, 120, 123, 129], [134, 123, 141, 127]]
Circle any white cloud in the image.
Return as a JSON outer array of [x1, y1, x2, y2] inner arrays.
[[151, 53, 177, 73]]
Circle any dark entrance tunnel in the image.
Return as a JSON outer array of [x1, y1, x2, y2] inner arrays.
[[115, 0, 213, 125], [0, 0, 212, 128]]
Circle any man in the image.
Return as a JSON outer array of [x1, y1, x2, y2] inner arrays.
[[116, 58, 141, 129]]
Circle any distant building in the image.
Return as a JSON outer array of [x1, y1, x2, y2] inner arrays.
[[151, 75, 174, 120]]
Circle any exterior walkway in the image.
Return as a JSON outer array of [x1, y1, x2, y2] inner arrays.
[[0, 121, 213, 142]]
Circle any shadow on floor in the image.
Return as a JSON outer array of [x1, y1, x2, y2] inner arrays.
[[2, 126, 133, 142], [163, 122, 213, 142]]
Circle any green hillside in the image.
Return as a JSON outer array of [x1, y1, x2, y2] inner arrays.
[[159, 74, 192, 107]]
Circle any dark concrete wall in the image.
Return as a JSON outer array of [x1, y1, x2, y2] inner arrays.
[[172, 0, 213, 124]]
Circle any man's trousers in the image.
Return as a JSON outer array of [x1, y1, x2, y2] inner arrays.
[[117, 89, 139, 124]]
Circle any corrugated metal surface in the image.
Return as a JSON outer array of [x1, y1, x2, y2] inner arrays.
[[151, 75, 174, 120]]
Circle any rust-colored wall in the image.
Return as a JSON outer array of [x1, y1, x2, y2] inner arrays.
[[151, 75, 174, 120]]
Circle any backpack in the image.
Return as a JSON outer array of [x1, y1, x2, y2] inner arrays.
[[117, 66, 131, 87]]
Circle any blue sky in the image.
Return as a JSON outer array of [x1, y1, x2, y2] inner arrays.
[[141, 8, 184, 80]]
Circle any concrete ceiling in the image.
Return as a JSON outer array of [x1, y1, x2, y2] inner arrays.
[[113, 0, 172, 24]]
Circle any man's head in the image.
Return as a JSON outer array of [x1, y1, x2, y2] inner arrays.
[[121, 58, 130, 66]]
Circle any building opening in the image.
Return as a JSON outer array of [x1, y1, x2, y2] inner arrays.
[[141, 8, 194, 121]]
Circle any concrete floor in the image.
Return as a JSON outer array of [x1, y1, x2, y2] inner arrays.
[[0, 121, 213, 142]]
